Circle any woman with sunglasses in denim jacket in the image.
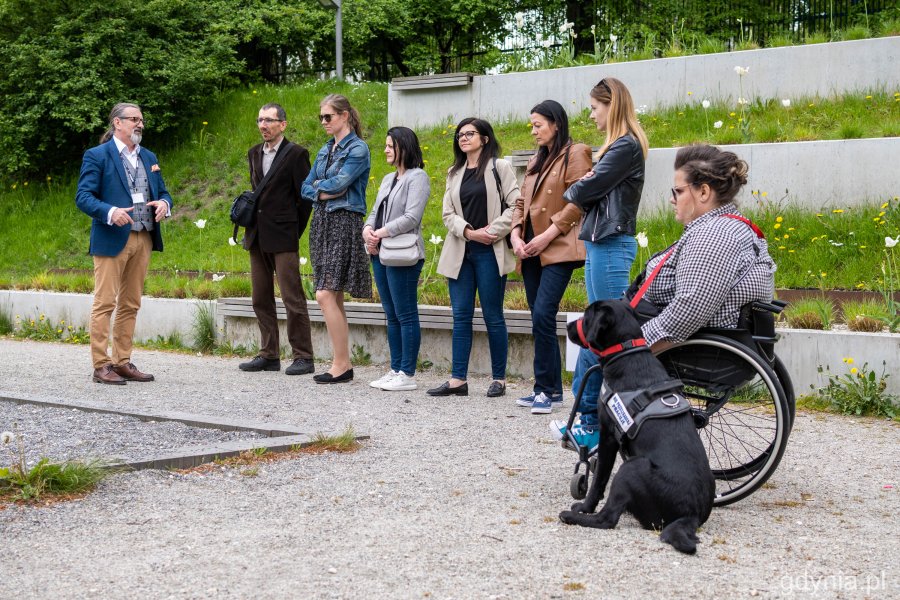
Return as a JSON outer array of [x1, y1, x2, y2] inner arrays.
[[427, 118, 518, 398], [549, 78, 649, 451], [510, 100, 592, 416], [301, 94, 372, 384], [363, 127, 430, 392]]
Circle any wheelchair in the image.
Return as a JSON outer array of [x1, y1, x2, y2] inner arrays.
[[567, 300, 795, 507]]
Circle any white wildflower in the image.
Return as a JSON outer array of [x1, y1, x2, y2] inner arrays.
[[1, 431, 13, 444], [515, 12, 524, 29], [194, 219, 207, 229], [299, 256, 308, 266], [541, 39, 553, 49], [636, 104, 648, 115], [781, 98, 791, 108], [590, 25, 596, 35], [734, 66, 749, 76], [886, 236, 899, 248], [737, 97, 749, 106], [609, 33, 618, 42], [429, 234, 444, 245], [212, 273, 226, 282], [228, 237, 237, 246], [828, 241, 843, 247], [713, 120, 723, 129], [636, 232, 649, 248], [701, 99, 710, 109]]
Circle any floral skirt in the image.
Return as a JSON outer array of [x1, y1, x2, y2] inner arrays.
[[309, 204, 372, 299]]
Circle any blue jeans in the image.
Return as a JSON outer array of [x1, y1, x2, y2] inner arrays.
[[371, 258, 424, 375], [573, 234, 637, 426], [521, 256, 579, 396], [447, 242, 508, 381]]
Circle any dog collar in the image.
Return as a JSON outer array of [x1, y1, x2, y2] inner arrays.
[[575, 318, 604, 357], [599, 338, 648, 357]]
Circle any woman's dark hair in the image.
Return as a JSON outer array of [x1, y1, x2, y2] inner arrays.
[[675, 144, 749, 205], [449, 117, 500, 179], [527, 100, 572, 176], [386, 126, 424, 170]]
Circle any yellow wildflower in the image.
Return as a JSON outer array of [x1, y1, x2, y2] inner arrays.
[[820, 272, 827, 277], [788, 227, 795, 231], [778, 246, 786, 250], [832, 209, 844, 214], [729, 112, 736, 117], [843, 357, 854, 364], [761, 192, 767, 197], [775, 216, 783, 223], [865, 95, 872, 100], [774, 223, 781, 229], [882, 202, 890, 209], [851, 368, 858, 374]]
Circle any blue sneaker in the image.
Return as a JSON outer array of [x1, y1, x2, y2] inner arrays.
[[516, 392, 564, 408], [530, 392, 555, 414], [549, 420, 600, 453]]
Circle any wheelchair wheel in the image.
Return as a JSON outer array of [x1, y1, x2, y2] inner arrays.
[[656, 335, 790, 506], [773, 355, 796, 432]]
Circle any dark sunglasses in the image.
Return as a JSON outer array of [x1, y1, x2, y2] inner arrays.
[[671, 183, 694, 199], [319, 113, 338, 123]]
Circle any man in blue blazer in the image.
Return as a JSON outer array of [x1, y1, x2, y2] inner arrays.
[[75, 103, 173, 385]]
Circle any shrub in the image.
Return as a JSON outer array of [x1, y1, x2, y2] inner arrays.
[[840, 299, 888, 332], [784, 298, 834, 329], [815, 360, 897, 418]]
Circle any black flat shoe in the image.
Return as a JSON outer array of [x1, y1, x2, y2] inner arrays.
[[313, 368, 354, 384], [426, 381, 469, 397], [486, 381, 506, 397]]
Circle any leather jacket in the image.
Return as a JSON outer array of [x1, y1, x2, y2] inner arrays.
[[563, 134, 645, 243]]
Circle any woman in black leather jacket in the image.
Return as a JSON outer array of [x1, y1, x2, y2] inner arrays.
[[551, 77, 649, 450]]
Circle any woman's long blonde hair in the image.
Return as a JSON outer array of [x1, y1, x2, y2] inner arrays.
[[592, 78, 648, 159]]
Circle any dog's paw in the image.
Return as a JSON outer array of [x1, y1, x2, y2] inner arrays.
[[558, 510, 578, 524], [569, 501, 592, 514]]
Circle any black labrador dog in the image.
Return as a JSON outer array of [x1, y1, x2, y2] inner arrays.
[[559, 300, 715, 554]]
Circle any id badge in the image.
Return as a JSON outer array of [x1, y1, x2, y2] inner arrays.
[[131, 192, 145, 204]]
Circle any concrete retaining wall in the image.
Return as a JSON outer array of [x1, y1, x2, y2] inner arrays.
[[2, 291, 897, 396], [505, 137, 900, 213], [388, 37, 900, 129]]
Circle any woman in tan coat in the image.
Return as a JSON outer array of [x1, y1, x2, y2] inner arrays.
[[510, 100, 592, 414]]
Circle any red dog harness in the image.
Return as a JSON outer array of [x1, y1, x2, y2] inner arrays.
[[575, 318, 648, 360]]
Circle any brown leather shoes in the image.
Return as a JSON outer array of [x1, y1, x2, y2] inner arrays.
[[112, 362, 155, 382], [92, 364, 127, 385]]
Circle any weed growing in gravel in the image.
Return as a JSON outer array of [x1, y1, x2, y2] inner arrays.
[[191, 301, 216, 353], [12, 313, 88, 344], [813, 359, 898, 418], [0, 425, 110, 502], [309, 425, 359, 453], [350, 344, 372, 366]]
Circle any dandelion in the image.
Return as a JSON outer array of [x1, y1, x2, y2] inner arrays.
[[252, 90, 257, 95], [881, 202, 889, 209], [228, 237, 237, 246], [1, 431, 13, 444], [194, 219, 207, 229], [774, 223, 781, 229], [783, 234, 790, 239], [713, 120, 723, 129], [808, 103, 815, 108], [761, 192, 767, 198], [202, 121, 208, 126], [636, 232, 648, 248], [832, 209, 844, 214], [687, 91, 693, 96], [429, 233, 444, 245], [778, 246, 786, 250], [851, 367, 859, 375], [299, 256, 308, 266], [820, 271, 827, 277], [856, 283, 865, 289], [865, 95, 872, 100], [775, 216, 783, 223], [734, 66, 749, 76], [422, 146, 429, 151], [781, 99, 791, 107], [729, 112, 736, 117], [46, 175, 51, 181], [701, 99, 710, 109]]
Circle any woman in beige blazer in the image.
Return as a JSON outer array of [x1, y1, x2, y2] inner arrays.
[[428, 118, 518, 398], [510, 100, 593, 415]]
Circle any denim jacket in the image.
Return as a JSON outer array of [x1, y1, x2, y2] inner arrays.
[[301, 131, 371, 214]]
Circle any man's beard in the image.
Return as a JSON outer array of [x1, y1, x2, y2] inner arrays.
[[130, 130, 143, 146]]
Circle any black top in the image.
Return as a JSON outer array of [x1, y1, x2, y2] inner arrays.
[[460, 167, 488, 230]]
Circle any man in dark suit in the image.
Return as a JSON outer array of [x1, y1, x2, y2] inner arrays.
[[238, 103, 315, 375], [75, 102, 173, 385]]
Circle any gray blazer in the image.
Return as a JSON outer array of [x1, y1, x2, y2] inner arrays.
[[364, 168, 430, 262]]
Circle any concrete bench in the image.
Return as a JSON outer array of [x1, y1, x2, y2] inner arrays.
[[217, 297, 568, 336], [391, 73, 474, 91]]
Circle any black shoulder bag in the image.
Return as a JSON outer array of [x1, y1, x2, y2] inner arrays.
[[230, 141, 295, 242]]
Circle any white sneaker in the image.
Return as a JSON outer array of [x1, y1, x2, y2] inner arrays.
[[370, 370, 400, 389], [379, 372, 417, 391]]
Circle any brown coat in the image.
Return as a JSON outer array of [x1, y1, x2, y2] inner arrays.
[[512, 143, 592, 266]]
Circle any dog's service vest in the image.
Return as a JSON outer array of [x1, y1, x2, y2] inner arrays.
[[599, 379, 690, 443]]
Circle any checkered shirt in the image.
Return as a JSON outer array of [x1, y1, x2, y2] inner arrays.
[[640, 203, 777, 345]]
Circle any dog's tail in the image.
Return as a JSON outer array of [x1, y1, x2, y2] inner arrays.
[[659, 516, 701, 555]]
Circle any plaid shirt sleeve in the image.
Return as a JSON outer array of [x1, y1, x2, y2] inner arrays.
[[641, 204, 776, 345]]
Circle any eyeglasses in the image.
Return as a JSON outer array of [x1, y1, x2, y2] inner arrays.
[[456, 131, 479, 141], [319, 113, 338, 123], [671, 184, 693, 199], [119, 116, 144, 125], [256, 117, 283, 124]]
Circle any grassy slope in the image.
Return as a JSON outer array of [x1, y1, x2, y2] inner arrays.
[[0, 81, 897, 294]]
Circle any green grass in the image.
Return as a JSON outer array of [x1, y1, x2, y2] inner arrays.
[[0, 82, 897, 301]]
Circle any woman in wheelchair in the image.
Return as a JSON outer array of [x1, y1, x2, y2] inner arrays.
[[552, 144, 776, 447]]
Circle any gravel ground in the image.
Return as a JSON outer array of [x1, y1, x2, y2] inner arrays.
[[0, 402, 263, 465], [0, 339, 897, 599]]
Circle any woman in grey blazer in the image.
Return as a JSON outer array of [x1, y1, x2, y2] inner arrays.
[[363, 126, 430, 391]]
